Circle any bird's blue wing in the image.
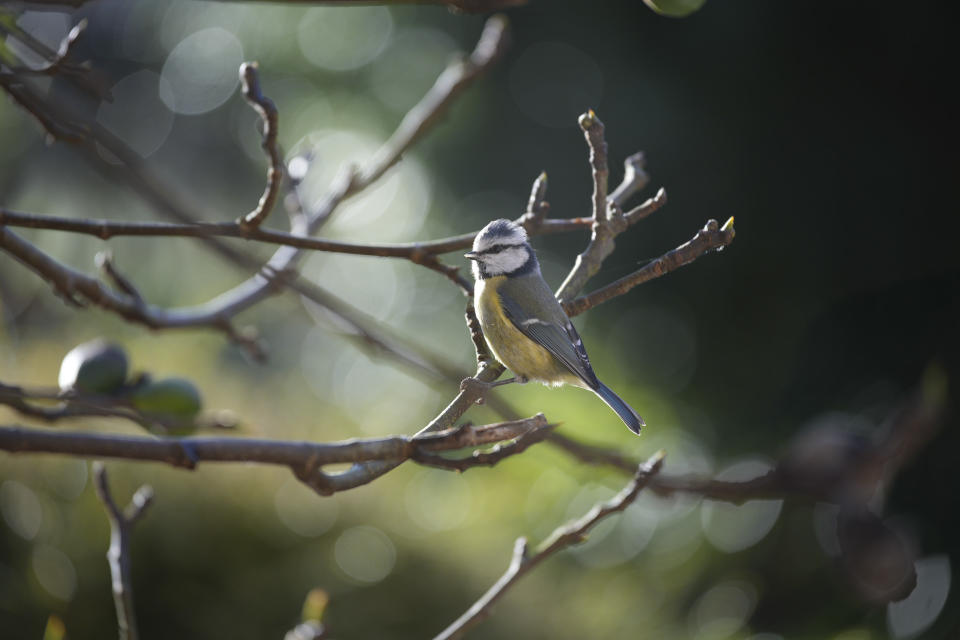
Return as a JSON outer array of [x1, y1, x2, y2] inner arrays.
[[497, 284, 599, 388]]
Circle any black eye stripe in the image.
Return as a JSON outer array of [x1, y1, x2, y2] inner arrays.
[[479, 242, 522, 255]]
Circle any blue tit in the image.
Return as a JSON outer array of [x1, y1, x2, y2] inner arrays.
[[465, 219, 644, 434]]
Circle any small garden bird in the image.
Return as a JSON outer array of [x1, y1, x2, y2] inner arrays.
[[466, 219, 644, 434]]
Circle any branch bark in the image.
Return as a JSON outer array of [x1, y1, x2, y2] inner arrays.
[[0, 415, 549, 495], [563, 216, 735, 317]]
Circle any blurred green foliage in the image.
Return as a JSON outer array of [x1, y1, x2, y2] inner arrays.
[[1, 1, 958, 640]]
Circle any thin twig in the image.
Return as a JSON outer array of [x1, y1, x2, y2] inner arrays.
[[0, 208, 595, 257], [563, 217, 736, 317], [237, 62, 281, 230], [411, 420, 556, 470], [609, 151, 649, 207], [0, 225, 266, 360], [92, 463, 154, 640], [434, 451, 666, 640], [555, 109, 614, 302]]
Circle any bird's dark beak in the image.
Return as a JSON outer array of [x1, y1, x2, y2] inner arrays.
[[464, 252, 480, 261]]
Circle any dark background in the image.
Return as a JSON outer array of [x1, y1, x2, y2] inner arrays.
[[1, 1, 957, 638]]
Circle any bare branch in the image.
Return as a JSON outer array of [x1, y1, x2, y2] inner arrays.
[[207, 0, 526, 12], [554, 111, 670, 303], [0, 206, 597, 257], [0, 414, 549, 495], [237, 62, 282, 230], [434, 451, 666, 640], [0, 16, 511, 357], [93, 463, 154, 640], [411, 420, 556, 471], [563, 216, 736, 317], [356, 14, 509, 190], [0, 225, 266, 360]]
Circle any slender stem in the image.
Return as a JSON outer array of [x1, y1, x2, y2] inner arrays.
[[434, 452, 666, 640], [93, 463, 154, 640], [563, 217, 736, 317], [0, 207, 592, 257], [237, 62, 282, 229]]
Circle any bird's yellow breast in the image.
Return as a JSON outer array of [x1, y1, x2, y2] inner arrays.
[[474, 277, 577, 386]]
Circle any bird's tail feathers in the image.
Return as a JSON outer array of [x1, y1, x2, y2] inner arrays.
[[593, 382, 645, 435]]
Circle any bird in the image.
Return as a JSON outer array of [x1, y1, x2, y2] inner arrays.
[[465, 218, 644, 434]]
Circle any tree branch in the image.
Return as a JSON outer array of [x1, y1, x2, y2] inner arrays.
[[237, 62, 282, 230], [0, 207, 597, 257], [563, 216, 735, 317], [609, 151, 649, 207], [554, 111, 669, 303], [434, 451, 666, 640], [92, 463, 154, 640], [0, 16, 511, 357], [0, 415, 549, 495]]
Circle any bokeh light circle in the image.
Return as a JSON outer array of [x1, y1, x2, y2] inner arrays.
[[701, 459, 783, 553], [334, 525, 396, 584], [0, 481, 42, 540], [97, 70, 175, 157], [298, 7, 393, 72], [405, 470, 472, 532], [887, 555, 951, 638], [690, 580, 758, 639], [32, 544, 77, 601], [274, 478, 339, 537], [161, 27, 243, 115]]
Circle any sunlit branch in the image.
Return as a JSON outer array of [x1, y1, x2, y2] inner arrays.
[[237, 62, 282, 230], [609, 151, 649, 207], [553, 111, 671, 304], [563, 217, 736, 317], [92, 463, 153, 640], [0, 415, 549, 495], [434, 452, 665, 640], [555, 109, 614, 302]]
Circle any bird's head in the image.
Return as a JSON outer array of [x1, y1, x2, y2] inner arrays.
[[465, 219, 537, 279]]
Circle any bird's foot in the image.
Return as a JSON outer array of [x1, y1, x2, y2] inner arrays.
[[459, 375, 528, 404]]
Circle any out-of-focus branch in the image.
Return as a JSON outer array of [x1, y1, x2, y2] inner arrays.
[[0, 16, 511, 359], [434, 452, 666, 640], [549, 380, 946, 507], [237, 62, 281, 230], [0, 206, 599, 257], [0, 415, 549, 495], [92, 463, 153, 640], [563, 216, 736, 317], [0, 381, 236, 434], [0, 225, 267, 360], [609, 151, 649, 207], [209, 0, 526, 12]]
